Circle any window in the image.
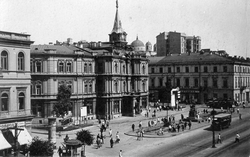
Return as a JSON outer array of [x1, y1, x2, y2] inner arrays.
[[185, 78, 189, 87], [123, 65, 126, 74], [168, 67, 171, 73], [195, 67, 199, 73], [223, 66, 227, 72], [204, 66, 208, 73], [30, 61, 33, 72], [114, 63, 118, 73], [114, 82, 118, 93], [223, 93, 228, 99], [86, 101, 93, 115], [223, 79, 228, 88], [185, 67, 189, 73], [142, 65, 145, 74], [159, 67, 163, 73], [177, 67, 180, 73], [84, 84, 88, 93], [36, 84, 42, 95], [1, 93, 8, 111], [58, 61, 64, 72], [84, 63, 87, 73], [204, 78, 208, 88], [176, 78, 180, 87], [213, 66, 217, 72], [1, 51, 8, 70], [18, 92, 25, 110], [151, 78, 155, 87], [142, 82, 146, 91], [213, 78, 218, 88], [159, 78, 163, 87], [123, 81, 126, 92], [36, 61, 42, 72], [18, 52, 24, 71], [151, 67, 155, 73], [89, 63, 92, 73], [89, 84, 92, 93], [194, 78, 199, 87], [66, 62, 72, 73]]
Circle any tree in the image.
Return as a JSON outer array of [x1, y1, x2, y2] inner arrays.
[[28, 137, 54, 156], [76, 129, 94, 157], [53, 83, 72, 118]]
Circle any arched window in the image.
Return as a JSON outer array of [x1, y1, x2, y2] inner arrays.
[[142, 65, 145, 74], [89, 63, 92, 73], [114, 81, 118, 93], [66, 62, 72, 73], [36, 83, 42, 95], [114, 63, 118, 73], [36, 61, 42, 72], [18, 52, 24, 71], [142, 82, 146, 92], [18, 92, 25, 110], [1, 51, 8, 70], [58, 61, 64, 72], [89, 84, 92, 93], [84, 84, 88, 93], [123, 65, 126, 74], [84, 63, 87, 73], [1, 93, 8, 111], [123, 81, 126, 92]]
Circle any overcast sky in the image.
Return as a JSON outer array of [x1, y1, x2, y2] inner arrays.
[[0, 0, 249, 57]]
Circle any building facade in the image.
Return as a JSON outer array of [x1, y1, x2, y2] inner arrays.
[[149, 51, 250, 105], [0, 31, 34, 155], [31, 0, 149, 124], [156, 31, 201, 56]]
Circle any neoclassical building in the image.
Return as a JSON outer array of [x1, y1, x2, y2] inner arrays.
[[0, 31, 34, 155], [149, 51, 250, 105], [31, 0, 149, 124]]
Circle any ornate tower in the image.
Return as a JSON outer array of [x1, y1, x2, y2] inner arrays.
[[109, 0, 127, 47]]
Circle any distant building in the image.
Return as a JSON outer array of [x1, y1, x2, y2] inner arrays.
[[149, 51, 250, 105], [156, 31, 201, 56], [0, 31, 34, 156]]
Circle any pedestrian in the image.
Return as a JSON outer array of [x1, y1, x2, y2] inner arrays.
[[132, 124, 135, 132], [237, 108, 239, 114], [217, 133, 222, 144], [64, 134, 69, 142], [177, 124, 180, 132], [239, 113, 242, 120], [100, 133, 104, 144], [184, 121, 187, 129], [106, 120, 109, 129], [110, 137, 114, 148], [109, 128, 112, 137], [181, 114, 184, 120], [188, 121, 192, 130], [57, 146, 63, 157], [181, 124, 184, 131], [119, 150, 123, 157], [116, 131, 120, 143], [235, 133, 240, 143]]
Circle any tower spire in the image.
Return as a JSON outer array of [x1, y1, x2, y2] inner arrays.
[[111, 0, 123, 33], [116, 0, 118, 9]]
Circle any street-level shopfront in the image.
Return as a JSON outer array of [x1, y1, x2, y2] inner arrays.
[[0, 121, 32, 156]]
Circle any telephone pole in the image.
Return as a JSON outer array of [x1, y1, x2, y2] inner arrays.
[[8, 122, 24, 157]]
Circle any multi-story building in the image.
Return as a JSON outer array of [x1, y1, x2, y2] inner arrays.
[[149, 51, 250, 105], [31, 0, 149, 124], [0, 31, 34, 155], [186, 36, 201, 53], [156, 31, 201, 56]]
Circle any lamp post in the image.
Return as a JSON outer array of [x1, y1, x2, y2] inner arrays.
[[211, 76, 216, 148]]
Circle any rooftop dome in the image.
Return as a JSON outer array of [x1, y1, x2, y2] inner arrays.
[[146, 41, 152, 46], [131, 36, 144, 47]]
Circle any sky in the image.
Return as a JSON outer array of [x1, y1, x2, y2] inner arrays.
[[0, 0, 249, 57]]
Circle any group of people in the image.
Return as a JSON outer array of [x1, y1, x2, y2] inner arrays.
[[216, 132, 240, 144]]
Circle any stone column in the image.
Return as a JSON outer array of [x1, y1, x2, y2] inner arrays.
[[48, 117, 57, 146]]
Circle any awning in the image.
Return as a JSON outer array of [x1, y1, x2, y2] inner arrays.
[[0, 131, 12, 150], [11, 127, 32, 145]]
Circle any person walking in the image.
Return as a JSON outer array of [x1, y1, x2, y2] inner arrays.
[[217, 133, 222, 144], [188, 121, 192, 130], [57, 146, 63, 157], [132, 124, 135, 132], [235, 133, 240, 143], [119, 150, 123, 157], [110, 137, 114, 148]]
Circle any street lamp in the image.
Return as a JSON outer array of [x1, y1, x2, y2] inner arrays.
[[212, 102, 216, 148]]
